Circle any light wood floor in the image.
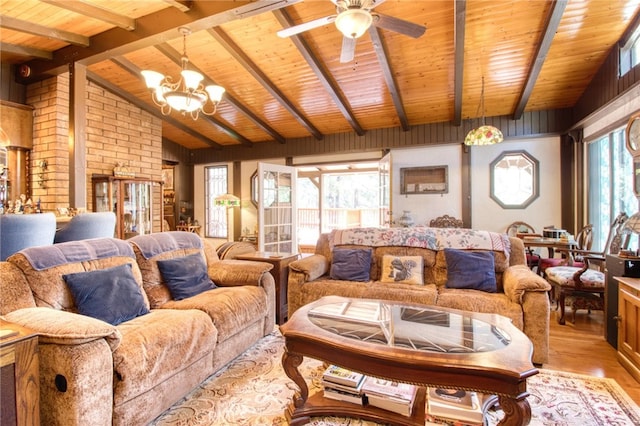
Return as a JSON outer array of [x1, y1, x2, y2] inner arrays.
[[545, 306, 640, 405]]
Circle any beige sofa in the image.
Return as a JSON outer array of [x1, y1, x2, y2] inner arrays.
[[288, 227, 551, 365], [0, 232, 275, 426]]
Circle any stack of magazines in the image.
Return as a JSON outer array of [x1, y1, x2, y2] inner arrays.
[[426, 387, 498, 425], [321, 365, 365, 405], [361, 376, 418, 417]]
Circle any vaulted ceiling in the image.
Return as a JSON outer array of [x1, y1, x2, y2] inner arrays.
[[2, 0, 639, 151]]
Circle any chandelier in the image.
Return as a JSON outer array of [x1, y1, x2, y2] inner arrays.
[[141, 27, 225, 120], [464, 77, 504, 146]]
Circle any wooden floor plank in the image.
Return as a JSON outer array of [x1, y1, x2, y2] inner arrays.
[[546, 307, 640, 404]]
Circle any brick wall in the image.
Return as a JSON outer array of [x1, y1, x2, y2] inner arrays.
[[27, 75, 164, 232]]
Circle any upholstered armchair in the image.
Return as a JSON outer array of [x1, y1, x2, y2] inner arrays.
[[54, 212, 116, 243], [545, 213, 629, 324], [0, 213, 56, 260]]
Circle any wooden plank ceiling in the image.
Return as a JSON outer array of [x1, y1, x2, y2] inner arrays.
[[2, 0, 639, 150]]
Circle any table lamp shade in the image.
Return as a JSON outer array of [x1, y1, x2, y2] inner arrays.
[[214, 193, 240, 207]]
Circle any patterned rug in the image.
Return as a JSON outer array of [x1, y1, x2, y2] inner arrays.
[[151, 331, 640, 426]]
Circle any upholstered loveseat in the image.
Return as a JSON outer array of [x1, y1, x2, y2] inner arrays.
[[0, 232, 275, 425], [288, 227, 551, 364]]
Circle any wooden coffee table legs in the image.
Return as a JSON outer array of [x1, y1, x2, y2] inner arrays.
[[282, 349, 532, 426], [498, 395, 533, 425]]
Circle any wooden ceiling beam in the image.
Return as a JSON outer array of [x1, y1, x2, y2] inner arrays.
[[18, 1, 301, 83], [155, 40, 285, 144], [163, 0, 192, 13], [40, 0, 136, 31], [369, 26, 409, 131], [208, 27, 323, 141], [0, 15, 90, 47], [0, 42, 52, 60], [453, 0, 466, 126], [513, 0, 568, 120], [273, 8, 365, 136]]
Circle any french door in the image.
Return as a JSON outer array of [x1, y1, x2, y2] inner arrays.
[[257, 162, 297, 253]]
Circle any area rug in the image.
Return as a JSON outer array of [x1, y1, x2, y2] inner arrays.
[[150, 331, 640, 426]]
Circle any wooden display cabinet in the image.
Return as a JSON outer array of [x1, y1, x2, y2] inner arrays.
[[616, 276, 640, 382], [92, 175, 163, 239]]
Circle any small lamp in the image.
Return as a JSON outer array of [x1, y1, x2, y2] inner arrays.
[[214, 193, 240, 241]]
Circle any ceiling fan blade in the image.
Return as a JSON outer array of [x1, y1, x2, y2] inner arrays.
[[340, 36, 356, 63], [373, 13, 426, 38], [277, 15, 337, 38]]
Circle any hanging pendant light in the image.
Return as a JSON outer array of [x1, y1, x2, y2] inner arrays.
[[141, 27, 225, 120], [464, 77, 504, 146]]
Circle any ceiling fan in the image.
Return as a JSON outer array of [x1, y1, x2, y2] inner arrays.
[[277, 0, 426, 63]]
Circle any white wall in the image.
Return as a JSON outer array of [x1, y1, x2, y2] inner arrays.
[[195, 137, 562, 243], [470, 136, 562, 234], [390, 145, 462, 226]]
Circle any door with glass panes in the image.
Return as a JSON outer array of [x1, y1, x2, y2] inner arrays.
[[257, 162, 297, 253]]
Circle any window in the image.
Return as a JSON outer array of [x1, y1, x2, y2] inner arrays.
[[588, 128, 637, 251], [620, 20, 640, 76], [490, 150, 539, 209], [205, 165, 228, 238]]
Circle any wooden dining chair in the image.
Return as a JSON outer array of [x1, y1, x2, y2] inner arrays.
[[538, 224, 593, 278], [545, 212, 629, 324], [505, 221, 541, 270]]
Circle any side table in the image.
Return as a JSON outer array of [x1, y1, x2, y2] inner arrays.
[[235, 252, 300, 325], [0, 320, 40, 426]]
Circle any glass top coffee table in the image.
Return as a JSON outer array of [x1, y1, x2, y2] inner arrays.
[[280, 295, 538, 426]]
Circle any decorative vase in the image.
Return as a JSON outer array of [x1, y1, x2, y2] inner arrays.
[[397, 210, 414, 228]]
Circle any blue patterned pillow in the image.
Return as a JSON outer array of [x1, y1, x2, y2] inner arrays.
[[444, 248, 497, 293], [63, 263, 149, 325], [330, 248, 373, 282], [157, 252, 217, 300]]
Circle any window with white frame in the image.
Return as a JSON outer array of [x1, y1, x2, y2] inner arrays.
[[205, 165, 228, 238], [587, 127, 637, 251]]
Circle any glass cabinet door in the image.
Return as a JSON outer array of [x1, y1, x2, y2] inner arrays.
[[123, 181, 152, 237]]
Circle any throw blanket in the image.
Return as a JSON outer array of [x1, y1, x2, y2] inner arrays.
[[129, 231, 203, 259], [19, 238, 134, 271], [329, 227, 510, 255]]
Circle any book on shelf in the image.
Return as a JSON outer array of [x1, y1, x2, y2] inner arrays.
[[323, 386, 365, 406], [322, 364, 365, 388], [361, 376, 418, 417], [427, 388, 498, 425]]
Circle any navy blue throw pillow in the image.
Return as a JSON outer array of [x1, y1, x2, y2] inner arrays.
[[444, 248, 497, 293], [156, 252, 216, 300], [330, 248, 373, 282], [63, 263, 149, 326]]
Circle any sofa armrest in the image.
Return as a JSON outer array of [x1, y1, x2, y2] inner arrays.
[[502, 265, 551, 304], [209, 259, 274, 287], [2, 307, 121, 351], [289, 254, 329, 282]]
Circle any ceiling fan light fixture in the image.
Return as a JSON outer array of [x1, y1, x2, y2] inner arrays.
[[335, 8, 373, 39], [140, 27, 224, 120]]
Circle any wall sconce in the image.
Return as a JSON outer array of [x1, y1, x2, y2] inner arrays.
[[37, 159, 48, 189]]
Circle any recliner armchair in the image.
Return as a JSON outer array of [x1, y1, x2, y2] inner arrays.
[[54, 212, 116, 243], [0, 213, 56, 260]]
